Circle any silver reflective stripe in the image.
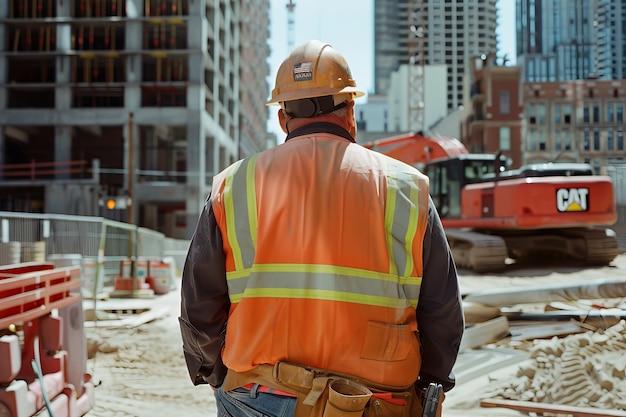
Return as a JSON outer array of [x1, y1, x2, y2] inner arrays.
[[391, 170, 420, 277], [223, 155, 258, 271], [385, 162, 420, 278], [226, 265, 419, 308]]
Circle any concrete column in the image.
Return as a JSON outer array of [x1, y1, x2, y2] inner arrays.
[[187, 55, 204, 111], [125, 0, 143, 111], [55, 126, 72, 179], [0, 128, 5, 178], [0, 18, 6, 108], [56, 0, 72, 109], [185, 113, 206, 239], [145, 127, 158, 172], [123, 115, 140, 224]]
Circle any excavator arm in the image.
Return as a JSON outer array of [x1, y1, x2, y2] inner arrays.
[[362, 132, 468, 167]]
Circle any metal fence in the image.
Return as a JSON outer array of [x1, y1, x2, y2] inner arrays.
[[0, 211, 190, 287]]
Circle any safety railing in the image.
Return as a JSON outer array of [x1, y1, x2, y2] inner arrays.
[[0, 211, 190, 290]]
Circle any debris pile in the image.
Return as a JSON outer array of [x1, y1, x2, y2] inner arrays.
[[486, 320, 626, 411]]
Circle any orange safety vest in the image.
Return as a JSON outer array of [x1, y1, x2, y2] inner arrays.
[[210, 133, 430, 388]]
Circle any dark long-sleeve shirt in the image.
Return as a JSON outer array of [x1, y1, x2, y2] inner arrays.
[[179, 194, 464, 392]]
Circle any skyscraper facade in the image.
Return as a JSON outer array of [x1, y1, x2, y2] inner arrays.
[[516, 0, 626, 81], [374, 0, 498, 112]]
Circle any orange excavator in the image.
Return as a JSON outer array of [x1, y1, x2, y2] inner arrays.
[[363, 132, 619, 272]]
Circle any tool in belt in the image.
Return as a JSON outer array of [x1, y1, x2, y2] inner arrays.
[[222, 361, 441, 417]]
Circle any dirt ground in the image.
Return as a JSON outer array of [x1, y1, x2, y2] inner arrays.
[[83, 253, 626, 417]]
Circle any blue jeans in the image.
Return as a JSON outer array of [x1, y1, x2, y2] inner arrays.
[[215, 385, 297, 417]]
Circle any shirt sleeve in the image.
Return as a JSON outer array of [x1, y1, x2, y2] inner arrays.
[[416, 196, 465, 392], [179, 197, 231, 387]]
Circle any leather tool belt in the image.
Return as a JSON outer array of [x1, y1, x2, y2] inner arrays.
[[222, 361, 430, 417]]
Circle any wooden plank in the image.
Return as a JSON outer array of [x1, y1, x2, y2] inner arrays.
[[508, 321, 584, 341], [453, 348, 529, 385], [480, 398, 626, 417], [503, 309, 626, 321], [464, 279, 626, 307], [459, 316, 509, 352]]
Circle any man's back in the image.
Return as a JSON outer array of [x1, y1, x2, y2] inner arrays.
[[213, 131, 430, 387]]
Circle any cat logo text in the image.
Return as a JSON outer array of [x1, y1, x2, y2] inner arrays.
[[556, 188, 589, 212]]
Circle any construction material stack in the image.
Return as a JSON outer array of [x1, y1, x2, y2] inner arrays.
[[0, 262, 95, 417]]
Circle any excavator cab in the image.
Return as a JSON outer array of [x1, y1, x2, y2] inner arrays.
[[424, 154, 503, 218]]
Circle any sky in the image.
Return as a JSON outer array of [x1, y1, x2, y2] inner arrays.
[[265, 0, 517, 140]]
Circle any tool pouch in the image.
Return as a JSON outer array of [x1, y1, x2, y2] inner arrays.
[[322, 378, 372, 417]]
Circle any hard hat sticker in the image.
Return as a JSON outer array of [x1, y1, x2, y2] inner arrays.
[[293, 62, 312, 81], [556, 188, 589, 212]]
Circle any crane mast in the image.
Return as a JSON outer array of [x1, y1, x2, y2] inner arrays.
[[286, 1, 296, 51], [408, 0, 426, 132]]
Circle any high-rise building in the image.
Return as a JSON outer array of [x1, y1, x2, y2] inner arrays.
[[374, 0, 498, 112], [516, 0, 626, 81], [0, 0, 271, 239], [595, 0, 626, 80]]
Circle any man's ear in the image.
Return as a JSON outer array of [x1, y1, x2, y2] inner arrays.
[[346, 101, 357, 139], [278, 108, 289, 134]]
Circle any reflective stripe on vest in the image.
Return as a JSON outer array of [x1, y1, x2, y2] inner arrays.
[[222, 154, 422, 309]]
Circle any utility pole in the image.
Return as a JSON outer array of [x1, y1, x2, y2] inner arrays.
[[286, 1, 296, 51], [127, 112, 135, 225], [408, 0, 426, 132]]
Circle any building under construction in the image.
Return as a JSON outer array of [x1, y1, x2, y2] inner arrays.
[[0, 0, 272, 239]]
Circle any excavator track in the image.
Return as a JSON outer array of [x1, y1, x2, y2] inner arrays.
[[444, 229, 509, 273], [493, 227, 617, 270], [445, 227, 619, 273]]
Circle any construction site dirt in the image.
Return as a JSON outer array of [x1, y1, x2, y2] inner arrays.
[[83, 253, 626, 417]]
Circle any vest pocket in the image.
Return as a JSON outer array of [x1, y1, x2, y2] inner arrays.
[[360, 321, 413, 361]]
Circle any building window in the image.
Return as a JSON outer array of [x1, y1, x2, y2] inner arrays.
[[537, 105, 546, 124], [564, 131, 572, 150], [608, 130, 614, 151], [607, 103, 614, 122], [527, 105, 536, 124], [499, 91, 510, 114], [618, 130, 624, 151], [583, 105, 590, 123], [539, 130, 546, 150], [593, 130, 600, 151], [593, 104, 600, 123], [499, 126, 511, 151], [554, 105, 561, 124], [563, 105, 572, 124], [583, 131, 590, 151], [617, 104, 624, 123], [555, 131, 562, 151]]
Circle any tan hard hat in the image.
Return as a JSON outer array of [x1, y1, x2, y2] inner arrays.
[[266, 40, 366, 105]]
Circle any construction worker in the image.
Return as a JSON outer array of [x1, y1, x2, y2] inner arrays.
[[179, 40, 464, 417]]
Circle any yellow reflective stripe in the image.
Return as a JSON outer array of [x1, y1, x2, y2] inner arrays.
[[223, 156, 258, 270], [384, 167, 399, 276], [226, 264, 422, 308], [401, 176, 420, 277], [245, 154, 258, 248], [386, 162, 421, 278], [223, 160, 245, 270], [233, 287, 414, 309]]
